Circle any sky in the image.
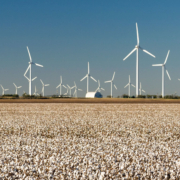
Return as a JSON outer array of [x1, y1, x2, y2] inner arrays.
[[0, 0, 180, 97]]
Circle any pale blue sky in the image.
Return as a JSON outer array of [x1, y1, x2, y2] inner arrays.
[[0, 0, 180, 97]]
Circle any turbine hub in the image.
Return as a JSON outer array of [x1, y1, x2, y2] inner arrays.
[[135, 45, 139, 48]]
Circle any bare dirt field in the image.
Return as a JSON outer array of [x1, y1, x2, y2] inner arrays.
[[0, 98, 180, 103], [0, 103, 180, 179]]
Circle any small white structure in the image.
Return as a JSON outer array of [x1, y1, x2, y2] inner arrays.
[[85, 92, 103, 98]]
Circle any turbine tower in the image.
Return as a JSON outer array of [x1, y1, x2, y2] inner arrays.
[[124, 75, 135, 97], [80, 62, 97, 93], [40, 79, 49, 97], [73, 82, 82, 97], [56, 76, 66, 96], [123, 23, 155, 97], [104, 72, 117, 98], [24, 46, 43, 96], [0, 85, 9, 95], [13, 83, 22, 94], [96, 80, 105, 92], [139, 82, 145, 95], [152, 50, 171, 98]]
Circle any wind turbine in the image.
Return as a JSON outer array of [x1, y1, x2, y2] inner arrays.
[[33, 86, 39, 96], [104, 72, 117, 98], [67, 84, 75, 97], [123, 23, 155, 97], [139, 82, 145, 95], [24, 46, 43, 96], [13, 83, 22, 94], [124, 75, 135, 97], [152, 50, 171, 98], [0, 85, 9, 95], [73, 82, 82, 97], [56, 76, 66, 96], [96, 80, 105, 92], [40, 79, 49, 97], [80, 62, 97, 93], [63, 85, 68, 96]]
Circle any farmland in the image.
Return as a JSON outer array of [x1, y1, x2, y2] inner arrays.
[[0, 103, 180, 179]]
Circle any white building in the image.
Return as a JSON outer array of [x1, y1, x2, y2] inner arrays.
[[85, 92, 103, 98]]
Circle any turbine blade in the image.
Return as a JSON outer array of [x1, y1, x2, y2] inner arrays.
[[32, 77, 37, 81], [95, 87, 99, 92], [164, 50, 170, 65], [40, 79, 44, 85], [90, 76, 97, 82], [24, 65, 30, 76], [80, 75, 87, 81], [63, 85, 66, 88], [114, 84, 117, 90], [166, 69, 171, 80], [105, 80, 111, 83], [140, 47, 155, 58], [124, 83, 129, 88], [27, 46, 32, 62], [67, 85, 70, 89], [152, 64, 163, 66], [131, 84, 136, 88], [112, 72, 115, 81], [78, 89, 82, 91], [123, 48, 136, 61], [18, 86, 22, 88], [142, 90, 146, 93], [13, 83, 17, 88], [56, 84, 60, 88], [136, 23, 139, 46], [35, 63, 43, 67], [45, 84, 49, 86], [88, 62, 90, 74], [98, 80, 100, 86], [178, 79, 180, 81], [101, 88, 105, 91]]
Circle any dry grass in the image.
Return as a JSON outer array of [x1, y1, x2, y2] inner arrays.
[[0, 103, 180, 179]]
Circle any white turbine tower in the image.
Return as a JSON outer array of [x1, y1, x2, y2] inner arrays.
[[80, 62, 97, 93], [67, 84, 75, 97], [152, 50, 171, 98], [0, 85, 9, 95], [73, 82, 82, 97], [104, 72, 117, 98], [13, 83, 22, 94], [96, 80, 105, 92], [124, 75, 135, 97], [40, 79, 49, 97], [123, 23, 155, 97], [56, 76, 66, 96], [24, 46, 43, 96], [139, 82, 145, 95]]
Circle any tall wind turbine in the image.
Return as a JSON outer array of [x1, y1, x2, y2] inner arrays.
[[63, 85, 68, 96], [96, 80, 105, 92], [152, 50, 171, 98], [40, 79, 49, 97], [24, 46, 43, 96], [123, 23, 155, 97], [0, 85, 9, 95], [13, 83, 22, 94], [104, 72, 117, 98], [124, 75, 135, 97], [56, 76, 66, 96], [73, 82, 82, 97], [67, 84, 75, 97], [139, 82, 145, 95], [80, 62, 97, 93]]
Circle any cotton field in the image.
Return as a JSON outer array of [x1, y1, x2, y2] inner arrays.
[[0, 103, 180, 179]]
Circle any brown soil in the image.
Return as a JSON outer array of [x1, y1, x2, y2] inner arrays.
[[0, 98, 180, 103]]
